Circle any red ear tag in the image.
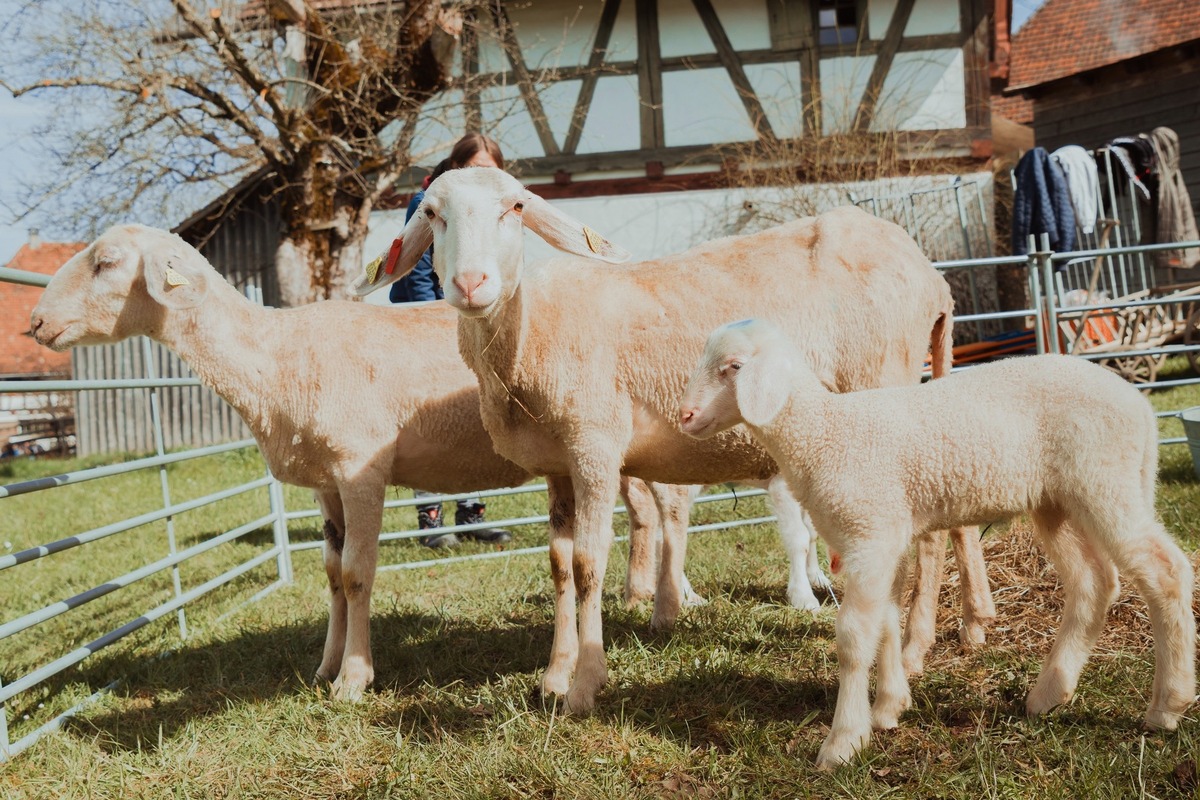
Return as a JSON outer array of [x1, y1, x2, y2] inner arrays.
[[384, 237, 404, 275]]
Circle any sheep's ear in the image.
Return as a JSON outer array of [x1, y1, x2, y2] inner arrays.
[[352, 211, 434, 296], [519, 193, 631, 264], [735, 349, 791, 428], [144, 242, 210, 310]]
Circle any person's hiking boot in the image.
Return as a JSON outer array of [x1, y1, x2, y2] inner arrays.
[[417, 504, 460, 549], [455, 503, 512, 544]]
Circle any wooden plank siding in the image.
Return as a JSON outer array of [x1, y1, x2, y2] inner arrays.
[[72, 340, 252, 457], [1030, 60, 1200, 220]]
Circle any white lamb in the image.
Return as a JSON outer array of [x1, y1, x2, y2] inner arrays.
[[353, 166, 995, 713], [680, 318, 1195, 769], [28, 223, 673, 701]]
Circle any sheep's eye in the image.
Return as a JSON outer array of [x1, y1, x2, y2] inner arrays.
[[728, 361, 743, 371], [424, 207, 435, 220], [513, 202, 524, 213]]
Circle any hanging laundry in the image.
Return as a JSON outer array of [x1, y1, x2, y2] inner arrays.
[[1146, 126, 1200, 270], [1012, 147, 1076, 255], [1051, 145, 1099, 235], [1099, 139, 1152, 202]]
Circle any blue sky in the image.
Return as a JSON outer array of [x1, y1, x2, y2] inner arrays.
[[0, 0, 1049, 265]]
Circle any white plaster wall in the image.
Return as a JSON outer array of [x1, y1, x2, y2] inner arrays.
[[873, 49, 966, 131], [661, 67, 757, 147], [575, 74, 642, 153], [869, 0, 961, 38], [508, 1, 604, 70], [820, 56, 877, 134], [745, 61, 806, 139]]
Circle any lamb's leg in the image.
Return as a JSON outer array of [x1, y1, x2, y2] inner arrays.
[[1026, 511, 1120, 717], [315, 490, 347, 683], [330, 477, 386, 702], [649, 482, 692, 630], [816, 541, 904, 770], [563, 460, 621, 715], [950, 526, 996, 646], [872, 564, 913, 730], [1092, 516, 1195, 730], [766, 475, 824, 612], [540, 475, 578, 698], [900, 529, 947, 674], [621, 476, 660, 608]]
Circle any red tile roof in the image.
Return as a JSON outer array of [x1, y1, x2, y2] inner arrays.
[[1, 241, 85, 378], [1008, 0, 1200, 91]]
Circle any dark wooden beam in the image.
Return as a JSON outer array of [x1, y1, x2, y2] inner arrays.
[[691, 0, 776, 141], [564, 0, 622, 155], [635, 0, 664, 149], [853, 0, 916, 131], [489, 1, 561, 156], [961, 0, 991, 130]]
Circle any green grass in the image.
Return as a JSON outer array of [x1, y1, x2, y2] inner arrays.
[[0, 366, 1198, 799]]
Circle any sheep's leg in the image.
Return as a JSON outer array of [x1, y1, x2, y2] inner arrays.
[[563, 461, 621, 715], [767, 475, 824, 612], [1088, 515, 1195, 730], [1025, 511, 1120, 717], [621, 476, 660, 608], [950, 526, 996, 647], [315, 490, 347, 683], [816, 542, 904, 770], [649, 482, 692, 630], [330, 477, 386, 702], [900, 530, 947, 675], [541, 475, 579, 698]]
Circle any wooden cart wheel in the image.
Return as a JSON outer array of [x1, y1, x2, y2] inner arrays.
[[1102, 354, 1162, 389], [1185, 305, 1200, 376]]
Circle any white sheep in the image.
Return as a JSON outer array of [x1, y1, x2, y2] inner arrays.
[[353, 167, 995, 713], [680, 318, 1196, 769], [27, 223, 674, 702]]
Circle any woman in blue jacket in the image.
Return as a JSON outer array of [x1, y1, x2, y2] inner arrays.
[[392, 133, 513, 548]]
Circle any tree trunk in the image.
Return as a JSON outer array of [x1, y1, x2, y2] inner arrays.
[[274, 142, 371, 305]]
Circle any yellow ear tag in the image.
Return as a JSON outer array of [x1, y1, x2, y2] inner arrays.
[[164, 266, 190, 286], [364, 253, 384, 285], [583, 225, 606, 255]]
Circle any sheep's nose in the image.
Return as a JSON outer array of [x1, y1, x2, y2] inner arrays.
[[453, 273, 487, 301], [30, 315, 44, 336], [679, 408, 696, 427]]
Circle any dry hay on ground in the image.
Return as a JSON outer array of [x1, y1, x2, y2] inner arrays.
[[918, 519, 1199, 669]]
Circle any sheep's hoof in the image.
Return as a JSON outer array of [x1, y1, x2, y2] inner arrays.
[[563, 686, 598, 716], [1025, 684, 1071, 718], [787, 588, 822, 614], [815, 729, 869, 771], [649, 608, 679, 632], [537, 670, 572, 700], [1144, 704, 1186, 731], [330, 677, 368, 703], [623, 585, 655, 609], [682, 588, 708, 608], [959, 621, 988, 647], [871, 692, 911, 730], [900, 643, 928, 677]]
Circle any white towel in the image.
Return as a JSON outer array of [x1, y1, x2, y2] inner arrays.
[[1051, 145, 1100, 235]]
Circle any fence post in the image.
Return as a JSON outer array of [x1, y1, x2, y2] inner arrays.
[[1036, 232, 1060, 354], [269, 476, 293, 585], [142, 337, 189, 639], [1027, 235, 1047, 355], [0, 675, 9, 760]]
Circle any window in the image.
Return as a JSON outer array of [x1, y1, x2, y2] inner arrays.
[[818, 0, 859, 46]]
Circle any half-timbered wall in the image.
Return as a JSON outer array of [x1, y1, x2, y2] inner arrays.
[[406, 0, 989, 178]]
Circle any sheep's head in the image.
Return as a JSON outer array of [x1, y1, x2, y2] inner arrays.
[[30, 224, 210, 351], [679, 319, 796, 436], [352, 167, 630, 317]]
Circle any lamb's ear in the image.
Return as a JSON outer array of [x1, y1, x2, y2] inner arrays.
[[735, 348, 791, 427], [352, 210, 434, 296], [143, 240, 210, 310], [519, 192, 631, 263]]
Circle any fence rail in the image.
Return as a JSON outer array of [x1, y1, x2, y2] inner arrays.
[[1, 235, 1198, 764]]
